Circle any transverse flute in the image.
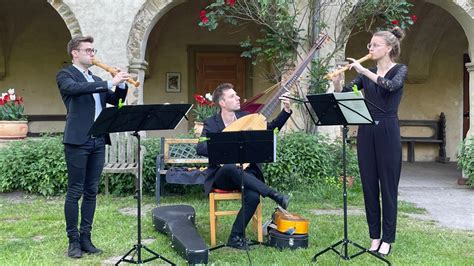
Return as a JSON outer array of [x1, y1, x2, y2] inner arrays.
[[91, 59, 140, 87], [324, 54, 373, 80]]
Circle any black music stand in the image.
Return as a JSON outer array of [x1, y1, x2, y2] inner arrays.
[[205, 130, 275, 253], [89, 104, 192, 266], [304, 93, 391, 265]]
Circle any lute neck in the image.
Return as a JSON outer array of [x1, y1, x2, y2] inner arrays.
[[258, 35, 327, 119]]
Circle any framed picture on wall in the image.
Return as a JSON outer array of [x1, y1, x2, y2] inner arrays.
[[165, 72, 181, 93]]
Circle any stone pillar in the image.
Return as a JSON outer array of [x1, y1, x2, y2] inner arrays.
[[459, 62, 474, 184], [128, 59, 148, 105], [466, 62, 474, 139]]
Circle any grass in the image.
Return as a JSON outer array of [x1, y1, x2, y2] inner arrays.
[[0, 189, 473, 265]]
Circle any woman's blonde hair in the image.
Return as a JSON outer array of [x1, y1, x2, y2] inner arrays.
[[373, 27, 405, 60]]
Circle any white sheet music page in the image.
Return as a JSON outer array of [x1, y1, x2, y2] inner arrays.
[[333, 92, 373, 124]]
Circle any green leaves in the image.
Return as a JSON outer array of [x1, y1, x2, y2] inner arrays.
[[0, 136, 163, 196], [457, 136, 474, 187], [0, 136, 67, 196], [262, 131, 360, 192], [0, 101, 27, 121]]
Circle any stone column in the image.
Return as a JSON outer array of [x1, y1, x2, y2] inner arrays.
[[466, 62, 474, 139], [128, 59, 148, 105], [460, 62, 474, 184]]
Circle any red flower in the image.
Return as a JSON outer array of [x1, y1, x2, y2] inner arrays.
[[0, 98, 3, 105], [194, 94, 206, 105], [226, 0, 235, 6], [3, 94, 10, 102], [411, 15, 417, 23], [391, 20, 399, 25], [200, 10, 209, 24], [15, 96, 23, 104]]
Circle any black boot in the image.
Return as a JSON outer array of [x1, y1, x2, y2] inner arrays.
[[67, 238, 83, 258], [226, 235, 250, 250], [268, 190, 289, 210], [80, 234, 102, 254]]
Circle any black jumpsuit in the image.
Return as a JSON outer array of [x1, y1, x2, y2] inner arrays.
[[343, 64, 408, 243]]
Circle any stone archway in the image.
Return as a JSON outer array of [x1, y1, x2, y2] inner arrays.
[[126, 0, 186, 105], [425, 0, 474, 138], [47, 0, 82, 37]]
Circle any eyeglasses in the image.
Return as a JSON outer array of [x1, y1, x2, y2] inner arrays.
[[76, 48, 98, 55], [366, 43, 385, 50]]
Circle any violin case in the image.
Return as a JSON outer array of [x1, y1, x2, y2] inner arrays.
[[151, 204, 208, 264], [267, 228, 308, 250]]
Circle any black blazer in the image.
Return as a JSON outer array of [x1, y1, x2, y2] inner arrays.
[[56, 65, 128, 145], [196, 110, 292, 195]]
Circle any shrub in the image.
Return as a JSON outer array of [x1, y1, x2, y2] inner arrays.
[[457, 136, 474, 187], [0, 132, 361, 197], [0, 135, 67, 196], [263, 131, 360, 192], [0, 135, 163, 196]]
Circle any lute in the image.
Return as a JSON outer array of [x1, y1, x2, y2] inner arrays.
[[223, 33, 329, 132]]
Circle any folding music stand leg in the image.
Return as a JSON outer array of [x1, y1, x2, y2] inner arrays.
[[115, 132, 175, 266], [311, 126, 390, 265]]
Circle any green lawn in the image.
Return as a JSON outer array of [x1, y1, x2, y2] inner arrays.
[[0, 191, 473, 265]]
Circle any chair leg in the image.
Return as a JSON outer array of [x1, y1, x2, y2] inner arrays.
[[209, 193, 217, 246], [255, 201, 263, 243]]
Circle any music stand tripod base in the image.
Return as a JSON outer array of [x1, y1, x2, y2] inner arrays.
[[305, 93, 391, 265], [88, 104, 192, 266]]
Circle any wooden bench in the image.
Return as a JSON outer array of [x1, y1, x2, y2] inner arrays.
[[400, 112, 449, 163], [155, 138, 208, 203], [102, 132, 146, 194]]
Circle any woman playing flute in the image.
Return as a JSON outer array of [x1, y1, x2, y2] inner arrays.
[[331, 26, 408, 257]]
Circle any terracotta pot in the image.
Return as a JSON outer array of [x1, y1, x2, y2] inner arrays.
[[194, 121, 204, 137], [0, 120, 28, 139]]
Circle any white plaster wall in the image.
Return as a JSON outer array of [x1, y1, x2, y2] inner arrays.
[[63, 0, 146, 77]]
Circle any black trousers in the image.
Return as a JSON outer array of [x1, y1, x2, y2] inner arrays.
[[213, 164, 272, 238], [64, 137, 105, 241], [357, 118, 401, 243]]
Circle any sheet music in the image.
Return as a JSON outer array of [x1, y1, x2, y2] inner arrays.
[[333, 92, 373, 124]]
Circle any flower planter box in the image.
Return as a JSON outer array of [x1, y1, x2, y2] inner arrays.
[[0, 121, 28, 139]]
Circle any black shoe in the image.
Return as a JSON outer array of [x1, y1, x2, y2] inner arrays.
[[67, 241, 83, 258], [226, 235, 249, 250], [368, 240, 381, 252], [377, 243, 391, 257], [80, 235, 103, 254], [269, 191, 290, 210]]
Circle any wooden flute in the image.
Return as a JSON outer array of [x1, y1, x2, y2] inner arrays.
[[91, 59, 140, 87], [324, 54, 373, 80]]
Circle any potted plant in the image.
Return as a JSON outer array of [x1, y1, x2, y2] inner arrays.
[[192, 92, 218, 136], [0, 88, 28, 139]]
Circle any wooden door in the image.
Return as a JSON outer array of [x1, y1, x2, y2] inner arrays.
[[463, 54, 470, 139], [195, 52, 246, 98]]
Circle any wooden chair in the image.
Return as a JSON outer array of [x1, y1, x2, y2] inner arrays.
[[209, 189, 263, 246], [102, 132, 146, 195]]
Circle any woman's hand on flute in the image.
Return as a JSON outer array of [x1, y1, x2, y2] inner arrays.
[[112, 71, 130, 86], [346, 58, 368, 75], [331, 66, 343, 92]]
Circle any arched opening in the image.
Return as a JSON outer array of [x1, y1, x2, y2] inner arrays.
[[129, 0, 270, 135], [344, 0, 469, 161], [0, 0, 74, 119]]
